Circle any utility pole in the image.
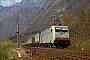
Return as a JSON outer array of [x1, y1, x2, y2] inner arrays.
[[16, 23, 19, 48]]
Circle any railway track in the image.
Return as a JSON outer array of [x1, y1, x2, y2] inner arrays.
[[21, 46, 90, 60]]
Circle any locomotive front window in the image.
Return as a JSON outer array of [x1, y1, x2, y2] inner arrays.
[[55, 29, 62, 32], [62, 29, 68, 32], [62, 30, 68, 32], [55, 28, 68, 32]]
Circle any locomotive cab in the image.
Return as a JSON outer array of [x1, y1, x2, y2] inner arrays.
[[53, 26, 70, 47]]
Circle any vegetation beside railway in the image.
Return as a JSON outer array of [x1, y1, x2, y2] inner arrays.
[[59, 5, 90, 50], [0, 37, 15, 60]]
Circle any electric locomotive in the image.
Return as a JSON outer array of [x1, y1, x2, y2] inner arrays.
[[39, 25, 70, 48]]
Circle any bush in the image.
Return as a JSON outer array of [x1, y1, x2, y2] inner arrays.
[[0, 37, 14, 50], [0, 37, 14, 60], [85, 42, 90, 50], [0, 51, 8, 60]]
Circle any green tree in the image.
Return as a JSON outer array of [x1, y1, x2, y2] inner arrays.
[[59, 6, 90, 50], [0, 37, 14, 50]]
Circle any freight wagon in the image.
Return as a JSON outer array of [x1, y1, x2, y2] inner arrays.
[[25, 36, 39, 47]]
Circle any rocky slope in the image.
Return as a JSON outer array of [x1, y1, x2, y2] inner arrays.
[[0, 0, 46, 41], [0, 0, 61, 41]]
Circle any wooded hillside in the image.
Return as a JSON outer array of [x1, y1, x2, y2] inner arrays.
[[60, 6, 90, 50]]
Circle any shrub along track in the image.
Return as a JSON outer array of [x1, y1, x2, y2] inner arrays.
[[21, 46, 90, 60]]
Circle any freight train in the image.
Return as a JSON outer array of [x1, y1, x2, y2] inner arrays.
[[26, 25, 70, 48]]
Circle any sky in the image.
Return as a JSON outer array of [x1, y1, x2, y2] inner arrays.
[[0, 0, 22, 6]]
